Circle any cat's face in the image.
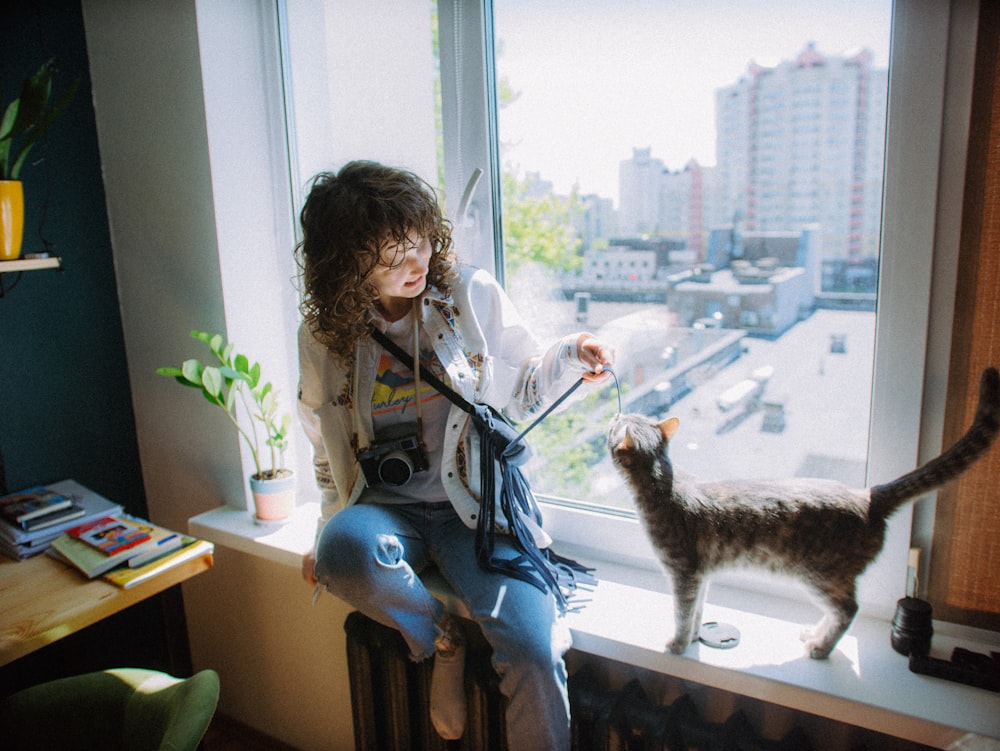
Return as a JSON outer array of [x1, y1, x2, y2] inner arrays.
[[607, 413, 680, 468]]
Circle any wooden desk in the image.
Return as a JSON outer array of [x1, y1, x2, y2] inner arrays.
[[0, 551, 212, 667]]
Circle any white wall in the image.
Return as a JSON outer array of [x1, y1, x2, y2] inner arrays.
[[82, 1, 353, 747], [81, 0, 243, 534]]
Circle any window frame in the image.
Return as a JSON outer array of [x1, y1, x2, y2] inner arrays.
[[272, 0, 980, 623], [434, 0, 977, 619]]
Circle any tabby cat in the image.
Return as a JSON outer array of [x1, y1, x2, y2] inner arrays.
[[608, 367, 1000, 659]]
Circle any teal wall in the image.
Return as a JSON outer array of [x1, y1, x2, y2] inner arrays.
[[1, 2, 146, 511], [1, 1, 187, 691]]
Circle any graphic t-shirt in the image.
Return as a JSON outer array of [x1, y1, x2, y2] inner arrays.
[[363, 309, 451, 504]]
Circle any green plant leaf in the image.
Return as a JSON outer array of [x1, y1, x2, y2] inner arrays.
[[0, 100, 18, 142], [0, 101, 14, 176], [7, 72, 78, 181], [200, 389, 224, 407], [234, 353, 249, 376], [256, 381, 273, 400], [159, 328, 290, 476], [9, 61, 52, 139], [261, 390, 275, 416], [225, 384, 238, 412], [201, 366, 223, 398], [180, 359, 204, 385]]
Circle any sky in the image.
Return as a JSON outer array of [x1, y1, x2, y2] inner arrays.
[[493, 0, 893, 206]]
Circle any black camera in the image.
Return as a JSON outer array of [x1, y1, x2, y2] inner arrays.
[[357, 431, 429, 487]]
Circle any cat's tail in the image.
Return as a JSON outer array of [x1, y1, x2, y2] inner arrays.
[[870, 366, 1000, 520]]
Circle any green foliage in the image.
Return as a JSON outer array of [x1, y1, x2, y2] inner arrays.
[[494, 42, 606, 499], [0, 59, 78, 180], [501, 170, 583, 276], [156, 331, 292, 480], [526, 386, 621, 498]]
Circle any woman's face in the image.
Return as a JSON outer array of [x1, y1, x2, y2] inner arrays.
[[370, 235, 432, 320]]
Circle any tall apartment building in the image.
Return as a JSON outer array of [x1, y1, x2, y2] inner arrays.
[[574, 193, 618, 251], [618, 148, 665, 237], [716, 43, 887, 261], [660, 160, 720, 259], [619, 151, 720, 259], [619, 43, 886, 265]]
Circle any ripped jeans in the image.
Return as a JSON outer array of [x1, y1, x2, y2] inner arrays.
[[314, 500, 572, 751]]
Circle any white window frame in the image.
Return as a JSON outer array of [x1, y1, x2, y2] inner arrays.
[[264, 0, 979, 623], [435, 0, 978, 620]]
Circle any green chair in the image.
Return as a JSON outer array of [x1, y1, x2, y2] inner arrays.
[[0, 667, 220, 751]]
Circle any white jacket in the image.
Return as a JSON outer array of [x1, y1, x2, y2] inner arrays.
[[298, 266, 591, 542]]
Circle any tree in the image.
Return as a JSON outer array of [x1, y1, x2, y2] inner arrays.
[[525, 388, 616, 499], [501, 171, 583, 276]]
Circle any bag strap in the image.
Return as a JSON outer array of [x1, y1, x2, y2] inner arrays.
[[371, 327, 473, 414], [370, 327, 585, 450]]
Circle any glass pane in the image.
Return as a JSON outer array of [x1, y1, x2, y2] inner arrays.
[[283, 1, 443, 212], [493, 0, 892, 510]]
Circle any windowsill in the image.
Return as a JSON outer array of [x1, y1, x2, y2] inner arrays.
[[190, 503, 1000, 749]]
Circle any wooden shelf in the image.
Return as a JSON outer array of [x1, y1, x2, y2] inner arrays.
[[0, 256, 61, 273]]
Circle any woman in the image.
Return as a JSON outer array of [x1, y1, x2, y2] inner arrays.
[[296, 160, 613, 750]]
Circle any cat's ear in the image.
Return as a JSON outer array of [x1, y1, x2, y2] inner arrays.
[[658, 417, 680, 442], [619, 427, 635, 451]]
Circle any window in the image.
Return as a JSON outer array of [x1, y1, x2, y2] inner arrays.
[[493, 1, 891, 515], [280, 0, 976, 620]]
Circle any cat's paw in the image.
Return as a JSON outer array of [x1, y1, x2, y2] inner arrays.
[[802, 637, 833, 659], [668, 637, 691, 655]]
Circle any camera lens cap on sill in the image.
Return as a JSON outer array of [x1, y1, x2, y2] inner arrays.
[[698, 621, 741, 649]]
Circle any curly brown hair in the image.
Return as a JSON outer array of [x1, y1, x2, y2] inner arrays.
[[296, 161, 457, 358]]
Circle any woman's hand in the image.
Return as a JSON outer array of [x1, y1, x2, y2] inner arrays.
[[576, 334, 615, 384], [302, 548, 318, 586]]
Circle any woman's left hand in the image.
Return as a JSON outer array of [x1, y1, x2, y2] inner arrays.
[[576, 334, 615, 383]]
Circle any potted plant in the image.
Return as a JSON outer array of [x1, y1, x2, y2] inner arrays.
[[157, 330, 295, 523], [0, 58, 78, 261]]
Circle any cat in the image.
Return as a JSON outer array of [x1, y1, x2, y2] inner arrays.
[[607, 366, 1000, 659]]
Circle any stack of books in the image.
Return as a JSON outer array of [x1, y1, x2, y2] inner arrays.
[[2, 480, 214, 590], [48, 514, 214, 589], [0, 480, 123, 560]]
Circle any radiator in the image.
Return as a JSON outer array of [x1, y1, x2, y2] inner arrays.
[[344, 611, 506, 751], [344, 612, 930, 751]]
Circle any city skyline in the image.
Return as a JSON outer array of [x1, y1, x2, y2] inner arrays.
[[494, 0, 892, 207]]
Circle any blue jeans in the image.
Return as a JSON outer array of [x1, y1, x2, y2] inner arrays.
[[314, 500, 572, 751]]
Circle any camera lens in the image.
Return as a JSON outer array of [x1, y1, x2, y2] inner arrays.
[[378, 451, 415, 486]]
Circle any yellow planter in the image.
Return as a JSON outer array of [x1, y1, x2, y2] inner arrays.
[[0, 181, 25, 261]]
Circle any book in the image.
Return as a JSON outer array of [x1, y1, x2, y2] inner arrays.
[[116, 515, 186, 567], [0, 487, 74, 526], [49, 515, 194, 578], [67, 516, 152, 556], [0, 534, 54, 560], [0, 480, 123, 557], [102, 537, 214, 589], [126, 533, 183, 567], [49, 531, 154, 578], [20, 503, 86, 531]]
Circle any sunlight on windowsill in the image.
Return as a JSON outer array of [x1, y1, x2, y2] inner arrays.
[[190, 502, 1000, 749]]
